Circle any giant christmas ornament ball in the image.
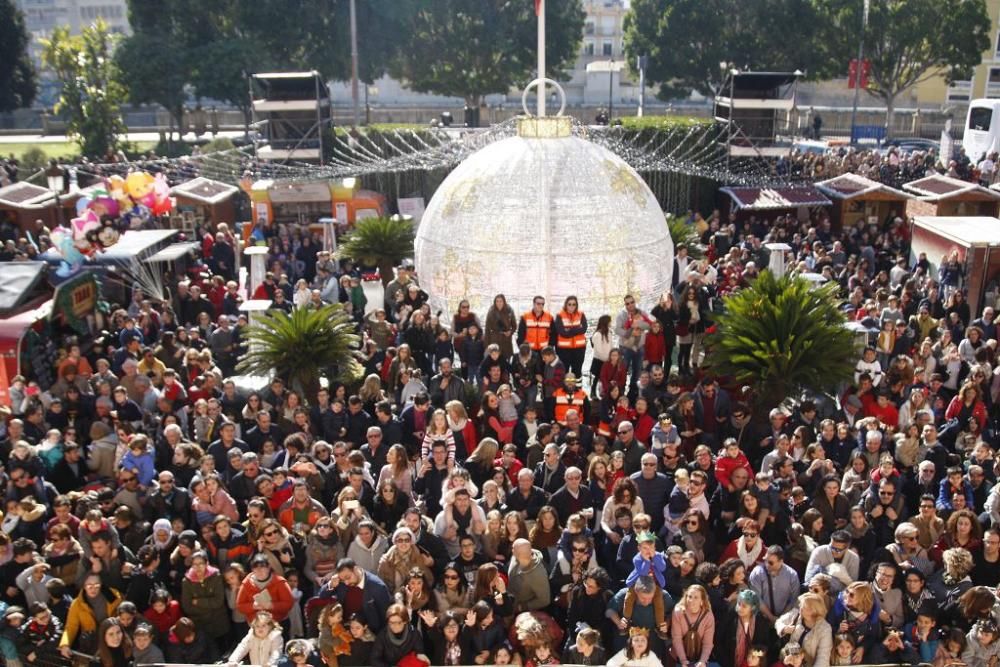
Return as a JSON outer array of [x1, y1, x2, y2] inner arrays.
[[415, 116, 674, 317]]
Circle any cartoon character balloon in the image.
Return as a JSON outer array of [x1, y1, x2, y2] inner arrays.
[[47, 170, 173, 272]]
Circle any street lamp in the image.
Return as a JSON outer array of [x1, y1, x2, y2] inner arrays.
[[45, 160, 65, 227]]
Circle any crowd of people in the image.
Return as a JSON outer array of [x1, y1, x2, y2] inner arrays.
[[0, 142, 1000, 667]]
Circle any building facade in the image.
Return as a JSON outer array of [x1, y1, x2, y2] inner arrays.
[[911, 0, 1000, 107], [16, 0, 131, 107]]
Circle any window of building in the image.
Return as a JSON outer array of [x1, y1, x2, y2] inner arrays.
[[602, 41, 613, 56], [584, 41, 595, 56], [585, 21, 595, 35]]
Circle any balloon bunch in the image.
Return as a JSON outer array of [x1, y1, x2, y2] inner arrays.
[[49, 171, 173, 275]]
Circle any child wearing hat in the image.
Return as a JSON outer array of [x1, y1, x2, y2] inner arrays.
[[623, 531, 668, 633]]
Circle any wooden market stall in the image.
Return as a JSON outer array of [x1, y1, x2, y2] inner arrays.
[[815, 173, 913, 231], [903, 174, 1000, 217], [169, 177, 240, 233], [0, 181, 73, 233], [249, 177, 386, 227], [719, 185, 832, 225], [909, 216, 1000, 313]]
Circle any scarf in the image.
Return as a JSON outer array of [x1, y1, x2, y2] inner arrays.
[[942, 571, 967, 587], [185, 565, 220, 583], [387, 625, 411, 647], [735, 615, 755, 667], [737, 537, 763, 568], [151, 519, 175, 549], [848, 522, 869, 541]]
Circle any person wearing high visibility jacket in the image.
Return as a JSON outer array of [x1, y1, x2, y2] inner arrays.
[[552, 373, 591, 426], [517, 295, 555, 352], [554, 295, 588, 378]]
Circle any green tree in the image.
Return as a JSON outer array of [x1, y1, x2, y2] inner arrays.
[[815, 0, 990, 135], [337, 216, 415, 287], [623, 0, 830, 100], [706, 271, 856, 417], [667, 215, 705, 261], [116, 34, 189, 139], [0, 0, 37, 112], [40, 21, 128, 158], [390, 0, 585, 106], [237, 304, 362, 399]]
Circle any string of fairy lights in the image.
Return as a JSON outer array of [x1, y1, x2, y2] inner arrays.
[[67, 116, 781, 192]]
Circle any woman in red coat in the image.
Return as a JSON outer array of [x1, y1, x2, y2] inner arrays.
[[599, 349, 628, 396], [945, 381, 988, 431], [235, 555, 295, 623]]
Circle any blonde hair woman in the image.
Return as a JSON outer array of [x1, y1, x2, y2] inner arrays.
[[670, 584, 715, 667], [775, 593, 832, 667]]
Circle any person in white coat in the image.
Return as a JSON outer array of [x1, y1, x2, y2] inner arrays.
[[606, 627, 664, 667], [227, 611, 284, 667]]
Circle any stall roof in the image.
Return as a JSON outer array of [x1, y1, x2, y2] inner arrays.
[[0, 182, 53, 208], [170, 177, 240, 206], [0, 262, 47, 313], [721, 185, 831, 210], [904, 175, 1000, 201], [146, 242, 199, 263], [815, 173, 913, 200], [912, 216, 1000, 245], [0, 299, 52, 348], [96, 229, 179, 263]]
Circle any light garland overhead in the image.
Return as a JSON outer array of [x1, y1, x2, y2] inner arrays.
[[67, 117, 779, 190]]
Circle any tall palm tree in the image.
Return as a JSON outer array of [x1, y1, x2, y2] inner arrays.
[[706, 270, 856, 417], [236, 304, 362, 399], [337, 215, 415, 286]]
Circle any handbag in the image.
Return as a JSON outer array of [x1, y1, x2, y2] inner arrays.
[[398, 652, 430, 667], [681, 610, 706, 661]]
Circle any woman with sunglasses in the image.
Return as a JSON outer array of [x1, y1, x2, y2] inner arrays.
[[254, 519, 303, 578], [434, 564, 473, 616], [673, 509, 716, 564]]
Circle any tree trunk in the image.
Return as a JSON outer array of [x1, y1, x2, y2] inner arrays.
[[379, 260, 395, 287], [883, 94, 897, 141]]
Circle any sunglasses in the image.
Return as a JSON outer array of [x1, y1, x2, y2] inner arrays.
[[743, 532, 758, 538], [264, 530, 279, 537], [443, 574, 459, 580], [572, 547, 589, 553]]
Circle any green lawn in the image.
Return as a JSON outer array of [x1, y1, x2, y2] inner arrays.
[[0, 140, 158, 162]]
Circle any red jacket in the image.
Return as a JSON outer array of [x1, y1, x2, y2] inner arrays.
[[600, 361, 628, 395], [714, 452, 753, 489], [945, 396, 988, 430], [235, 573, 294, 621], [644, 331, 667, 367]]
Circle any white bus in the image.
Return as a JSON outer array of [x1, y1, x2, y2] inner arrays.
[[965, 98, 1000, 162]]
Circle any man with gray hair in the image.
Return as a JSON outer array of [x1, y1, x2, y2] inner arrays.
[[507, 538, 550, 613], [607, 574, 674, 651], [630, 452, 671, 533], [533, 442, 566, 495], [549, 466, 593, 524], [504, 468, 548, 521]]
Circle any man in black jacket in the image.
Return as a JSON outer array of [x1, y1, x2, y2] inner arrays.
[[143, 471, 192, 528], [503, 469, 549, 521], [48, 443, 87, 494]]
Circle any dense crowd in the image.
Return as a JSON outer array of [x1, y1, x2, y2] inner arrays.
[[0, 154, 999, 667]]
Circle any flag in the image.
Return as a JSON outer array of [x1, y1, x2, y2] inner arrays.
[[535, 0, 542, 16]]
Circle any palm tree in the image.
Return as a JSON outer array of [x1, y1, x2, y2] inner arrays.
[[236, 304, 362, 399], [706, 270, 856, 417], [337, 215, 415, 287], [666, 214, 705, 260]]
